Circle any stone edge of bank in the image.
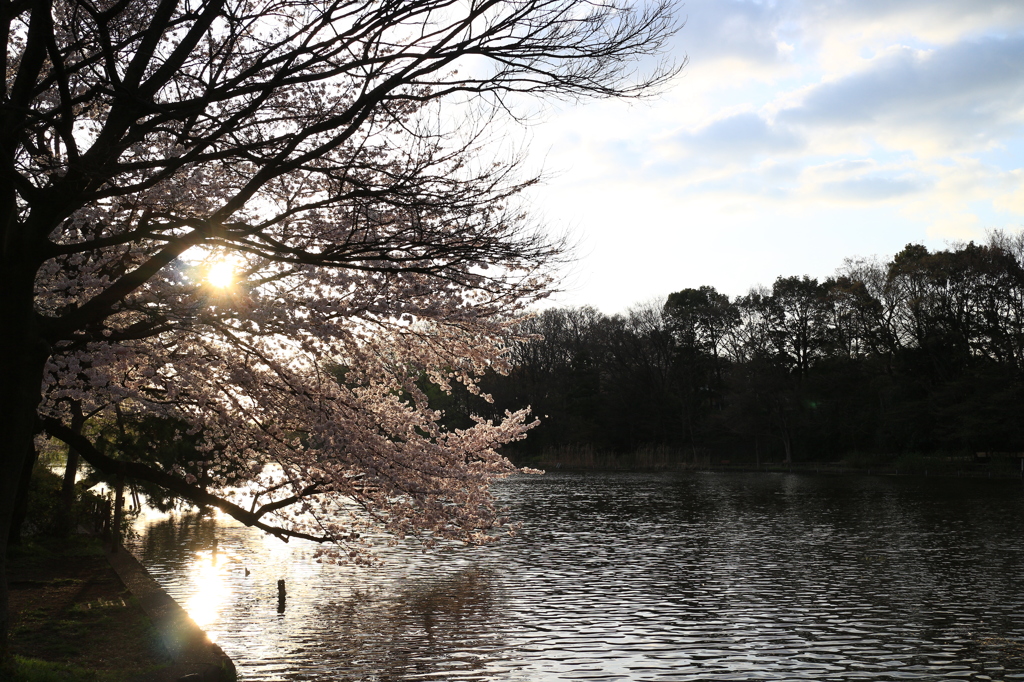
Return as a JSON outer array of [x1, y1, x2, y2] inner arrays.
[[105, 545, 237, 682]]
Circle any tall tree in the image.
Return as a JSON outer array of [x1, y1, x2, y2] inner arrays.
[[664, 285, 738, 380], [497, 306, 608, 451], [664, 286, 738, 458], [768, 275, 828, 378], [601, 301, 677, 452], [0, 0, 682, 655], [727, 288, 798, 462]]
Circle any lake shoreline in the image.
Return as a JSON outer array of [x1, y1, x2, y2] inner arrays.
[[106, 544, 236, 682], [4, 536, 236, 682], [514, 453, 1024, 479]]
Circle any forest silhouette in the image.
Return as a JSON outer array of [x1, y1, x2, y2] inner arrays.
[[432, 231, 1024, 468]]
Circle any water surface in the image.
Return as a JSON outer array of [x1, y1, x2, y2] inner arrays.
[[131, 471, 1024, 680]]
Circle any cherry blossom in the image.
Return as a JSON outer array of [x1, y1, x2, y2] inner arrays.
[[1, 0, 681, 651]]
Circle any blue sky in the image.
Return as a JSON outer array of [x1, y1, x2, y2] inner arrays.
[[525, 0, 1024, 313]]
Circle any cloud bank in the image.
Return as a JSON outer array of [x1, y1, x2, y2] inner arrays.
[[532, 0, 1024, 313]]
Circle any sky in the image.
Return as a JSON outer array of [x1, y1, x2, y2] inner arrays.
[[521, 0, 1024, 314]]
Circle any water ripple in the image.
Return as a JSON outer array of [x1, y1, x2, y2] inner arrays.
[[132, 472, 1024, 681]]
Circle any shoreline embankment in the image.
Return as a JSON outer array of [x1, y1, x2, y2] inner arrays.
[[514, 446, 1024, 480], [105, 545, 237, 682]]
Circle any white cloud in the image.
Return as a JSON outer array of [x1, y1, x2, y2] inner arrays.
[[522, 0, 1024, 312], [670, 0, 1024, 71], [818, 175, 930, 201], [674, 0, 794, 65], [671, 112, 804, 162], [994, 170, 1024, 213], [777, 36, 1024, 153]]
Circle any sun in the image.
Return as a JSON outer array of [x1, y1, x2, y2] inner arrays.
[[207, 260, 236, 288]]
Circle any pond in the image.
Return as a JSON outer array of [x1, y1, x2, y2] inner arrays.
[[130, 471, 1024, 681]]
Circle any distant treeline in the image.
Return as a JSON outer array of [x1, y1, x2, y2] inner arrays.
[[433, 231, 1024, 466]]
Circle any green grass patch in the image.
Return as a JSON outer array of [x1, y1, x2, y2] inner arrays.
[[5, 655, 116, 682]]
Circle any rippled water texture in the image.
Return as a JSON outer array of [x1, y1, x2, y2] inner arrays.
[[131, 472, 1024, 680]]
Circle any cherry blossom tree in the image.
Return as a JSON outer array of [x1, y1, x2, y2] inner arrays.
[[0, 0, 681, 653]]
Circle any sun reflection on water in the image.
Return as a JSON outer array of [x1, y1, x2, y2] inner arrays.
[[184, 549, 232, 641]]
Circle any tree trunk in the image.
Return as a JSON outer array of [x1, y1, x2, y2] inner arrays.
[[0, 256, 49, 660], [7, 442, 39, 546], [57, 409, 87, 537], [0, 350, 48, 660]]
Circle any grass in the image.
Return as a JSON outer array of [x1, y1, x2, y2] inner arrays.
[[4, 655, 124, 682], [5, 536, 172, 681]]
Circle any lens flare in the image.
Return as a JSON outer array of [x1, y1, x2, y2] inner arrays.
[[207, 260, 236, 288]]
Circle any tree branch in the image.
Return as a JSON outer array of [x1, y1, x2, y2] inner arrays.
[[42, 416, 333, 544]]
